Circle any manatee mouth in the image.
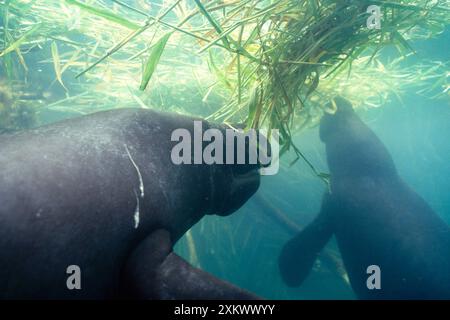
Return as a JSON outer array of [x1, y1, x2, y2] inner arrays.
[[320, 97, 354, 142], [319, 113, 334, 142], [232, 162, 261, 195], [214, 164, 260, 217], [233, 165, 260, 185]]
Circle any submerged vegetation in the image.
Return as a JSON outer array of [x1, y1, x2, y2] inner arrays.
[[0, 1, 448, 133], [0, 0, 447, 180], [0, 0, 446, 179]]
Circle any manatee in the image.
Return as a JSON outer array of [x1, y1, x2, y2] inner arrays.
[[0, 108, 261, 299], [279, 97, 450, 299]]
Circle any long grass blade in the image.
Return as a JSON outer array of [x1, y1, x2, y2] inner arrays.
[[139, 32, 172, 91], [0, 23, 41, 57], [51, 41, 68, 92], [193, 0, 230, 49], [65, 0, 141, 30]]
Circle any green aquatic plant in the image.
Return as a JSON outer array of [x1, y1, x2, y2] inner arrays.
[[196, 0, 449, 154], [140, 32, 172, 91], [0, 0, 448, 158]]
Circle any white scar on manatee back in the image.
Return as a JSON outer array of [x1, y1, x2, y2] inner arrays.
[[133, 191, 140, 229], [124, 144, 145, 229]]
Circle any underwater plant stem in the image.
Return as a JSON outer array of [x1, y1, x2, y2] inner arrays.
[[76, 0, 182, 78], [65, 0, 141, 30], [110, 0, 150, 18], [193, 0, 231, 49], [0, 23, 41, 57], [75, 24, 147, 78]]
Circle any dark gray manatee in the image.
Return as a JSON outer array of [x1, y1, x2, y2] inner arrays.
[[279, 97, 450, 299], [0, 108, 261, 299]]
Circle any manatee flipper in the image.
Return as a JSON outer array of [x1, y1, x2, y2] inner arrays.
[[278, 193, 334, 287], [122, 229, 260, 300]]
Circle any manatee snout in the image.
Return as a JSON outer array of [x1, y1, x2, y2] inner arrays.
[[208, 125, 272, 216], [224, 164, 261, 216], [319, 96, 355, 142], [213, 161, 260, 217]]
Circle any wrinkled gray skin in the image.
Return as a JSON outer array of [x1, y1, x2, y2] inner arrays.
[[279, 97, 450, 299], [0, 108, 261, 299]]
